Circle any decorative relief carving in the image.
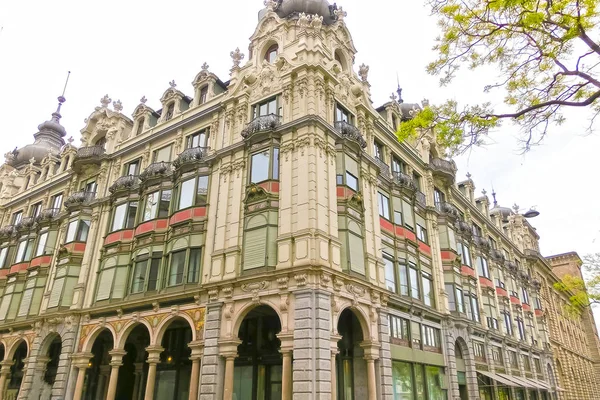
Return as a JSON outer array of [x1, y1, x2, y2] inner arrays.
[[320, 273, 330, 288], [231, 48, 245, 68], [208, 289, 219, 302], [333, 276, 344, 292], [294, 273, 308, 287], [277, 276, 289, 290], [280, 142, 295, 162], [358, 64, 369, 82], [222, 285, 234, 299]]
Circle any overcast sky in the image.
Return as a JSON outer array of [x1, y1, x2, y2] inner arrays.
[[1, 0, 598, 327]]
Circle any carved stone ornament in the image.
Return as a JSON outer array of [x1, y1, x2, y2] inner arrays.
[[346, 283, 366, 299], [320, 273, 331, 288], [230, 47, 245, 68], [264, 0, 278, 11], [358, 64, 369, 82], [334, 7, 347, 21], [113, 100, 123, 113], [222, 285, 234, 299], [208, 289, 219, 302], [277, 276, 289, 290], [241, 281, 269, 293], [140, 96, 147, 104], [333, 276, 344, 292], [100, 94, 111, 108], [294, 273, 308, 287]]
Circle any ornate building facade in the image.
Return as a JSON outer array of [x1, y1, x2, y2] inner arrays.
[[0, 1, 597, 400]]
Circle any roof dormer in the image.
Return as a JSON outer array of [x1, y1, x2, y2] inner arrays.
[[158, 81, 190, 123]]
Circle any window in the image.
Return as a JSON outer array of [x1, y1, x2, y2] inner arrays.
[[0, 248, 8, 269], [51, 193, 63, 210], [413, 172, 421, 190], [373, 141, 384, 161], [476, 257, 490, 278], [176, 176, 208, 211], [131, 253, 162, 294], [516, 318, 526, 340], [422, 325, 441, 350], [253, 97, 279, 118], [534, 358, 542, 374], [15, 238, 35, 263], [65, 219, 91, 243], [399, 260, 409, 296], [111, 201, 138, 231], [433, 188, 444, 207], [492, 347, 504, 365], [81, 179, 97, 194], [168, 248, 202, 286], [124, 159, 140, 176], [522, 355, 531, 371], [456, 287, 465, 313], [144, 190, 172, 221], [508, 351, 518, 368], [409, 262, 420, 300], [534, 297, 542, 310], [383, 254, 396, 292], [335, 103, 351, 123], [153, 145, 172, 163], [473, 342, 486, 360], [186, 128, 210, 149], [502, 311, 513, 336], [416, 223, 427, 243], [250, 148, 279, 183], [472, 223, 482, 237], [136, 117, 145, 136], [30, 202, 42, 218], [35, 232, 49, 257], [378, 192, 390, 220], [199, 86, 208, 104], [392, 362, 446, 400], [391, 156, 404, 174], [469, 295, 480, 322], [422, 272, 434, 306], [388, 315, 409, 343], [457, 242, 472, 266], [12, 211, 23, 225], [164, 103, 175, 121], [522, 288, 530, 304], [265, 44, 278, 63], [346, 172, 358, 191], [411, 321, 421, 348], [487, 316, 499, 330]]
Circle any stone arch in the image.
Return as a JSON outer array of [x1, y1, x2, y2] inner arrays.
[[335, 304, 371, 340], [6, 338, 29, 360], [154, 314, 197, 345], [231, 299, 283, 337], [81, 325, 117, 353], [37, 332, 62, 357], [115, 320, 154, 350], [261, 39, 281, 63], [454, 336, 470, 358], [334, 49, 349, 71]]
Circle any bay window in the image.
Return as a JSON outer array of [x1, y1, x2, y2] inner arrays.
[[0, 248, 9, 269], [177, 175, 208, 210], [384, 253, 396, 292], [250, 148, 279, 183], [186, 128, 210, 149], [476, 256, 490, 278], [131, 252, 162, 294], [167, 248, 202, 287], [457, 242, 472, 267], [399, 260, 409, 296], [15, 238, 35, 263], [111, 201, 138, 231], [456, 287, 465, 313], [153, 145, 172, 163], [416, 214, 428, 243], [422, 272, 434, 306], [253, 97, 279, 118], [378, 191, 390, 220], [409, 262, 420, 300], [65, 219, 91, 243], [142, 190, 172, 221], [336, 154, 359, 191], [34, 232, 51, 257]]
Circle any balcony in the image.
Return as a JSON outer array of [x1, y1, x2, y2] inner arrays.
[[430, 157, 457, 182], [15, 217, 36, 231], [65, 190, 96, 209], [334, 121, 367, 149], [436, 201, 459, 219], [109, 175, 140, 194], [491, 249, 505, 263], [36, 208, 60, 223], [392, 171, 416, 191], [456, 220, 472, 237], [473, 235, 491, 251], [173, 147, 210, 170], [0, 225, 15, 238], [241, 114, 282, 139], [139, 162, 173, 182], [416, 191, 426, 208]]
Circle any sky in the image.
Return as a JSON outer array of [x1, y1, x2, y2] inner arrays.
[[0, 1, 598, 326]]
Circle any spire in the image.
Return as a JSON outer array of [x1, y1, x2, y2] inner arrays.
[[491, 189, 498, 206], [50, 71, 70, 124]]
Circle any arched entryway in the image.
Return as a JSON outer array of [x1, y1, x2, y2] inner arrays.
[[454, 339, 469, 400], [232, 305, 282, 400], [84, 329, 114, 400], [115, 324, 150, 400], [153, 318, 193, 400], [6, 341, 27, 399], [336, 308, 369, 400]]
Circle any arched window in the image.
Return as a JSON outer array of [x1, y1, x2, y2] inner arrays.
[[165, 103, 175, 121], [136, 117, 145, 136], [335, 50, 346, 70], [95, 136, 107, 148], [265, 44, 278, 63]]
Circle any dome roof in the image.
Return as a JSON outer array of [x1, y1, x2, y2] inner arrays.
[[6, 143, 60, 169], [260, 0, 337, 25], [37, 111, 67, 137]]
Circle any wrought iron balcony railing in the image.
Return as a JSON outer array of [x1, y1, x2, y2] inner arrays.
[[334, 121, 367, 148], [173, 147, 210, 169], [241, 114, 282, 138], [109, 175, 140, 194], [15, 217, 36, 231], [456, 220, 472, 236], [392, 171, 416, 190], [36, 208, 60, 222], [75, 145, 105, 160], [473, 235, 491, 250], [435, 201, 459, 219], [416, 191, 426, 207], [139, 162, 173, 181], [65, 191, 96, 208], [0, 225, 15, 237]]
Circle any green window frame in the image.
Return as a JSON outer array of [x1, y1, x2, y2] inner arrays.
[[378, 192, 391, 220], [15, 238, 35, 263], [176, 176, 208, 211], [130, 252, 162, 294], [144, 189, 172, 221], [250, 148, 279, 184], [65, 219, 91, 243], [167, 248, 202, 287], [111, 201, 138, 231], [186, 128, 210, 149]]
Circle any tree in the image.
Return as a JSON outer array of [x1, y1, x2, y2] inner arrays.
[[553, 253, 600, 315], [399, 0, 600, 153]]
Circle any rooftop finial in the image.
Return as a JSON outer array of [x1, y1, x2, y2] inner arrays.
[[53, 71, 71, 122], [396, 73, 403, 104], [491, 188, 498, 206]]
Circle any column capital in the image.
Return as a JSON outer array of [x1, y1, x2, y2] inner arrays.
[[218, 338, 242, 356], [188, 340, 205, 359], [144, 345, 164, 364], [0, 360, 14, 375], [360, 341, 381, 360], [70, 352, 94, 369], [109, 349, 128, 367]]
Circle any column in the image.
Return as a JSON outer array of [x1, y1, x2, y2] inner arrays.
[[281, 349, 292, 400], [106, 349, 127, 400], [132, 363, 144, 400], [366, 357, 377, 400], [0, 360, 14, 400], [331, 349, 339, 400], [144, 346, 164, 400], [188, 341, 204, 400], [71, 354, 93, 400], [222, 353, 236, 400]]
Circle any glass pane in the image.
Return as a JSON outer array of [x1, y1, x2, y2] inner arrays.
[[147, 258, 160, 291], [154, 146, 172, 162], [53, 194, 63, 209], [187, 248, 202, 283], [127, 161, 139, 176], [23, 239, 34, 261], [179, 179, 195, 210], [111, 203, 127, 231], [0, 248, 8, 268], [415, 364, 425, 400], [154, 370, 176, 399], [66, 220, 78, 243], [346, 172, 358, 191], [251, 151, 270, 183], [392, 361, 413, 398], [259, 102, 268, 117], [77, 220, 91, 242], [196, 176, 209, 205], [410, 267, 420, 299], [16, 240, 27, 263], [399, 263, 409, 296], [131, 260, 148, 293], [272, 148, 279, 180], [169, 251, 186, 286], [342, 359, 353, 400], [425, 366, 445, 400], [126, 202, 138, 228], [159, 190, 172, 218], [384, 257, 396, 292], [233, 365, 253, 400], [144, 192, 159, 221]]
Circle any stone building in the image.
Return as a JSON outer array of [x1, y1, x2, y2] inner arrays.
[[0, 1, 597, 400]]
